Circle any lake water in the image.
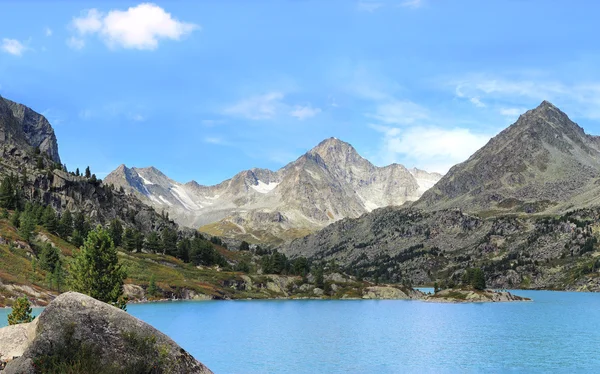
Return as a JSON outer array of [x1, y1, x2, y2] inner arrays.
[[2, 290, 600, 372]]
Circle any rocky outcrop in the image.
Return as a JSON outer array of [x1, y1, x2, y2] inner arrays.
[[425, 289, 531, 303], [4, 98, 61, 163], [2, 292, 213, 373], [361, 286, 423, 299], [105, 138, 441, 243], [0, 319, 38, 363]]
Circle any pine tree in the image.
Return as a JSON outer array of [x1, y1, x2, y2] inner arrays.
[[75, 167, 80, 177], [39, 242, 60, 273], [0, 175, 15, 209], [42, 205, 58, 234], [144, 231, 162, 253], [147, 274, 158, 298], [109, 219, 124, 247], [10, 210, 21, 228], [58, 210, 73, 239], [177, 238, 191, 263], [123, 227, 136, 252], [85, 166, 91, 178], [161, 227, 178, 256], [71, 229, 84, 248], [135, 230, 144, 253], [19, 211, 36, 242], [69, 226, 127, 309], [7, 297, 34, 325]]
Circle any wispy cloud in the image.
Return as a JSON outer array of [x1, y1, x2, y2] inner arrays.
[[224, 92, 284, 120], [499, 107, 526, 117], [203, 136, 231, 146], [371, 124, 491, 173], [451, 74, 600, 119], [400, 0, 423, 8], [369, 100, 429, 125], [45, 27, 53, 37], [290, 104, 321, 120], [357, 1, 384, 12], [69, 4, 199, 50], [1, 38, 26, 56], [67, 36, 85, 50], [224, 92, 321, 121], [470, 97, 486, 108]]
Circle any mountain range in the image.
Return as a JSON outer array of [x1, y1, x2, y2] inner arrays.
[[284, 101, 600, 291], [104, 138, 442, 244]]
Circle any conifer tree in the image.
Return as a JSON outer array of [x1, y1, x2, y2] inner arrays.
[[144, 231, 162, 253], [85, 166, 91, 178], [75, 167, 80, 177], [109, 219, 124, 247], [147, 274, 158, 297], [58, 210, 73, 239], [161, 227, 178, 256], [70, 226, 127, 309], [42, 205, 58, 234], [19, 211, 36, 242], [122, 227, 136, 252], [7, 297, 33, 325], [0, 175, 15, 209]]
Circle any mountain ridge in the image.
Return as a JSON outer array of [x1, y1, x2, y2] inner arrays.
[[105, 137, 442, 244]]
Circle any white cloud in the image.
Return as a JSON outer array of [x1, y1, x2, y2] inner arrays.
[[1, 38, 26, 56], [67, 36, 85, 50], [290, 105, 321, 120], [401, 0, 423, 8], [470, 97, 486, 108], [357, 1, 384, 12], [369, 100, 428, 125], [70, 3, 199, 50], [204, 136, 229, 145], [372, 124, 491, 173], [129, 113, 145, 122], [72, 9, 103, 34], [224, 92, 284, 120], [451, 74, 600, 119], [499, 107, 526, 117], [45, 27, 53, 37]]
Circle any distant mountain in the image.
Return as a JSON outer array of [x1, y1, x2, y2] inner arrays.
[[104, 138, 442, 244], [416, 101, 600, 214], [283, 102, 600, 291]]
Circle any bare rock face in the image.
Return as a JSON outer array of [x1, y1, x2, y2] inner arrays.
[[2, 97, 61, 163], [3, 292, 212, 374], [0, 319, 38, 363]]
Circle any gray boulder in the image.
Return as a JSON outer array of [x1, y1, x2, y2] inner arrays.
[[3, 292, 212, 373]]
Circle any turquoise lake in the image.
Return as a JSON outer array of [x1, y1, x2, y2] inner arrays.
[[2, 290, 600, 372]]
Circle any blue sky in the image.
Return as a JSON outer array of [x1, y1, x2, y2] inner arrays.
[[2, 0, 600, 184]]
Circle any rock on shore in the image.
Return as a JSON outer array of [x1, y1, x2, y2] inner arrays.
[[0, 292, 213, 373], [425, 289, 531, 303]]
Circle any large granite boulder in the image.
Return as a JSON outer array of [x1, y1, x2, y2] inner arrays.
[[2, 292, 212, 373]]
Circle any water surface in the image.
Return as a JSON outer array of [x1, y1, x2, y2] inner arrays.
[[2, 291, 600, 373]]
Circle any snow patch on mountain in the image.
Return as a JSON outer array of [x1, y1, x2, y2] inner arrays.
[[171, 185, 201, 210]]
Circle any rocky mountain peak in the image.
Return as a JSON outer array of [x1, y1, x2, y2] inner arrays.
[[3, 97, 61, 163], [416, 102, 600, 213]]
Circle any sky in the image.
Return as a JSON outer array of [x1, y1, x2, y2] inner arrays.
[[2, 0, 600, 184]]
